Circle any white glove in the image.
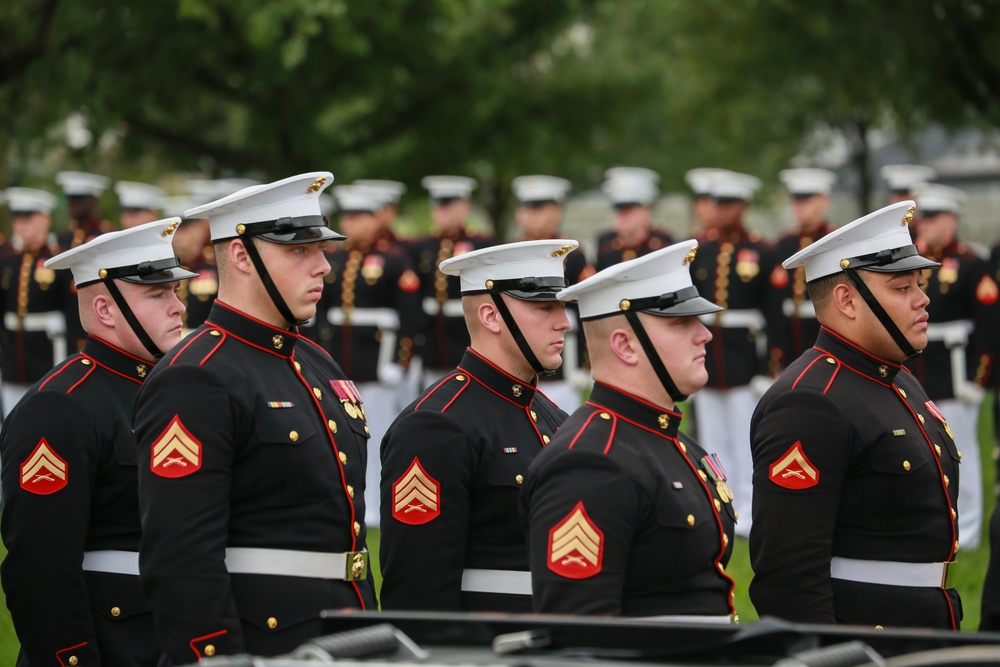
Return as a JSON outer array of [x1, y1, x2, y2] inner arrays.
[[955, 381, 985, 406], [378, 362, 405, 387], [750, 375, 775, 399]]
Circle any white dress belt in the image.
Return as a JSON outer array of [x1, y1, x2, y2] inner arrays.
[[782, 299, 817, 319], [925, 319, 974, 346], [460, 568, 532, 596], [422, 297, 464, 318], [4, 311, 66, 334], [82, 550, 140, 576], [830, 556, 953, 588], [633, 614, 737, 625], [327, 307, 400, 329], [699, 309, 766, 331], [225, 547, 369, 581]]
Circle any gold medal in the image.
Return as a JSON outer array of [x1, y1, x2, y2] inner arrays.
[[716, 480, 734, 504], [342, 400, 358, 419]]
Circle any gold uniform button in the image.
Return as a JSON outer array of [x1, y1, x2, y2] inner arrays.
[[328, 419, 338, 433], [347, 485, 355, 498], [339, 451, 348, 465], [898, 388, 907, 399], [734, 511, 739, 520], [294, 361, 302, 371], [364, 426, 370, 436], [530, 410, 537, 422], [955, 540, 960, 551], [210, 330, 221, 337], [289, 430, 299, 442], [600, 412, 611, 420], [680, 443, 687, 453], [81, 359, 92, 366], [825, 357, 835, 364], [204, 644, 216, 656], [918, 414, 925, 425], [542, 435, 550, 444], [354, 521, 361, 536], [111, 606, 121, 617], [944, 474, 950, 487], [951, 508, 957, 520], [717, 563, 726, 573], [698, 471, 708, 481], [723, 534, 729, 546], [515, 474, 524, 485], [902, 460, 911, 471], [874, 625, 884, 631], [68, 658, 78, 666], [267, 616, 278, 629], [934, 444, 942, 456], [686, 514, 695, 526], [958, 450, 963, 459], [456, 375, 466, 382], [313, 387, 323, 400]]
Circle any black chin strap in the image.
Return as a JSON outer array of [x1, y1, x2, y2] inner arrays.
[[486, 286, 551, 376], [622, 310, 687, 403], [101, 278, 163, 359], [241, 236, 304, 327], [843, 268, 920, 360]]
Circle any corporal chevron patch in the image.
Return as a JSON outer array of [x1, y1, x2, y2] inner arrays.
[[547, 501, 604, 579], [20, 439, 68, 495], [768, 441, 819, 490], [392, 457, 440, 525], [151, 415, 202, 478]]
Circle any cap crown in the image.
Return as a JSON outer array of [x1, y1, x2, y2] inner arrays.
[[421, 175, 477, 200], [914, 183, 967, 214], [115, 181, 167, 210], [55, 171, 109, 197], [353, 179, 406, 205], [512, 175, 572, 204], [3, 187, 57, 214], [602, 166, 659, 205], [779, 168, 836, 196], [440, 239, 579, 296], [685, 168, 730, 196], [708, 170, 761, 201], [333, 185, 381, 213], [880, 164, 936, 192]]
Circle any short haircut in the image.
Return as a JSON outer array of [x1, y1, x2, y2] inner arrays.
[[806, 272, 851, 315]]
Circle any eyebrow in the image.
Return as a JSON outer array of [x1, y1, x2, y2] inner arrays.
[[885, 271, 917, 284]]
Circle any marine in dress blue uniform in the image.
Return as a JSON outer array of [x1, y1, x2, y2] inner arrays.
[[594, 167, 672, 271], [411, 176, 495, 384], [133, 173, 375, 664], [1, 218, 196, 666], [689, 170, 777, 537], [524, 240, 737, 620], [380, 240, 575, 612], [750, 201, 960, 629]]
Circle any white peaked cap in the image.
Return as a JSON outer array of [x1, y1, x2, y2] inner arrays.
[[779, 168, 837, 196], [914, 183, 967, 214], [3, 187, 57, 215], [512, 175, 572, 204], [685, 168, 730, 196], [55, 171, 109, 197], [354, 180, 407, 205], [602, 166, 660, 206], [333, 185, 381, 213], [708, 170, 761, 201], [185, 178, 263, 205], [783, 201, 938, 282], [115, 181, 167, 211], [185, 171, 340, 243], [558, 239, 721, 320], [45, 218, 197, 287], [880, 164, 936, 192], [421, 175, 477, 200], [440, 239, 579, 301], [162, 196, 201, 219]]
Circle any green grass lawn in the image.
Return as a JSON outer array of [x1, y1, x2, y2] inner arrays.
[[0, 396, 994, 661]]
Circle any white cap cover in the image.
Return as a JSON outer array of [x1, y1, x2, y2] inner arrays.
[[440, 239, 579, 301], [421, 175, 477, 200], [880, 164, 936, 193], [914, 183, 967, 214], [3, 187, 57, 215], [779, 168, 837, 196], [115, 181, 167, 211], [55, 171, 109, 197], [512, 175, 572, 204]]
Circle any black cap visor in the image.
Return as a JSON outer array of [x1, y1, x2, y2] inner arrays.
[[628, 286, 723, 318], [470, 276, 566, 303], [845, 244, 940, 274], [77, 257, 198, 288], [239, 215, 346, 244]]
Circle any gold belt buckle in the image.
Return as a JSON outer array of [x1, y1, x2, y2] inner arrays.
[[345, 551, 369, 581], [941, 561, 956, 589]]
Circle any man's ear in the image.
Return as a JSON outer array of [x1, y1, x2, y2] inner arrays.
[[229, 239, 254, 275], [92, 293, 116, 327], [831, 281, 858, 320], [608, 327, 640, 366], [477, 300, 503, 334]]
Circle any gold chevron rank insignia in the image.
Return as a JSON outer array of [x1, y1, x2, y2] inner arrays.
[[19, 439, 68, 495], [768, 441, 819, 490], [151, 415, 202, 478], [392, 458, 440, 525], [547, 501, 604, 579]]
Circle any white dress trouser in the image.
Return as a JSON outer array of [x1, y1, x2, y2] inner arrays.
[[691, 386, 756, 538], [937, 398, 983, 550], [356, 381, 400, 529]]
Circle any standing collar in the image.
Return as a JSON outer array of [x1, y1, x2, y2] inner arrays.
[[458, 348, 537, 407], [82, 336, 155, 383], [206, 301, 299, 358], [813, 326, 905, 384], [587, 381, 683, 439]]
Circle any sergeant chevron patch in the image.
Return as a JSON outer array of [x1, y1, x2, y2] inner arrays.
[[20, 439, 68, 495], [150, 415, 202, 478], [392, 458, 440, 525], [548, 501, 604, 579], [768, 441, 819, 490]]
